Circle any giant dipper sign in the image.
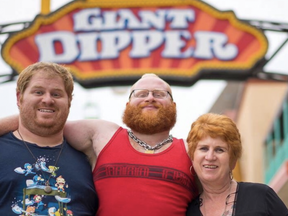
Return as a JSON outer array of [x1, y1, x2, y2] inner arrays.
[[1, 0, 268, 88]]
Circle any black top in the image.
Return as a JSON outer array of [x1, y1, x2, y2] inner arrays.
[[186, 182, 288, 216], [0, 132, 98, 215]]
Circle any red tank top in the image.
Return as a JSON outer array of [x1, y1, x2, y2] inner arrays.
[[93, 127, 198, 216]]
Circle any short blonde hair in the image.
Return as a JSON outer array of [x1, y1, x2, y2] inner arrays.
[[17, 62, 74, 106]]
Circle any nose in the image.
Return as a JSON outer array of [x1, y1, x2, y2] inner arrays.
[[145, 91, 155, 101], [205, 150, 216, 161], [41, 93, 54, 104]]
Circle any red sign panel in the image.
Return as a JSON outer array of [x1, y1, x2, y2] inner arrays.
[[1, 0, 268, 87]]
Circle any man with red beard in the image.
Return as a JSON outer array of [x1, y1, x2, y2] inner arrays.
[[0, 62, 98, 215], [68, 73, 197, 216], [0, 73, 198, 216]]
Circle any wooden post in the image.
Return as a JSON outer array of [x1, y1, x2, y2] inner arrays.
[[41, 0, 51, 15]]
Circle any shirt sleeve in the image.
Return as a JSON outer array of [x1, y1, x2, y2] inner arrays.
[[265, 185, 288, 216]]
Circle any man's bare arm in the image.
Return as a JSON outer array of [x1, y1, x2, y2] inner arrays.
[[63, 119, 119, 169], [64, 119, 120, 157], [0, 115, 19, 135]]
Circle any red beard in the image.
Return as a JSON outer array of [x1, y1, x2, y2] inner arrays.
[[122, 102, 176, 134]]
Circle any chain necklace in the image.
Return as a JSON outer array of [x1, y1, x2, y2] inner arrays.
[[17, 130, 64, 194], [127, 130, 173, 154]]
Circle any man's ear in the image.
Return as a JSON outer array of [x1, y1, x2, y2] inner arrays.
[[16, 91, 21, 108]]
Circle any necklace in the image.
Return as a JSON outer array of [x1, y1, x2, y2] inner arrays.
[[127, 130, 173, 154], [201, 181, 235, 216], [17, 130, 64, 194]]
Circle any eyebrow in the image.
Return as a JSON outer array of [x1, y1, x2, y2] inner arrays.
[[31, 85, 64, 91], [197, 143, 228, 148]]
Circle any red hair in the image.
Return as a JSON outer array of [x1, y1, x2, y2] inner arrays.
[[187, 113, 242, 168]]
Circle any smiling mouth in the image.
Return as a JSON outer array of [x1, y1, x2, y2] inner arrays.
[[140, 102, 160, 109], [144, 106, 156, 109], [38, 109, 54, 113], [203, 165, 218, 169]]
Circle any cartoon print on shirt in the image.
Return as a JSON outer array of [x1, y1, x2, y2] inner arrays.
[[48, 166, 59, 177], [32, 174, 45, 186], [11, 155, 72, 216], [14, 163, 35, 176], [35, 157, 51, 172], [55, 175, 68, 192], [23, 205, 35, 216], [32, 195, 45, 209], [66, 209, 74, 216]]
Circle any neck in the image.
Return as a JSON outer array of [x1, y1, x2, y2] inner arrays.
[[202, 179, 234, 200], [200, 180, 236, 216], [131, 130, 170, 147], [15, 126, 64, 147]]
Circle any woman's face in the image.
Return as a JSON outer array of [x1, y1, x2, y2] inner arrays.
[[192, 136, 231, 185]]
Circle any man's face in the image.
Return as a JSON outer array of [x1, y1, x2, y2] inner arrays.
[[17, 70, 70, 137], [123, 76, 176, 134]]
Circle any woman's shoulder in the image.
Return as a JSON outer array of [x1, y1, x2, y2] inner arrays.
[[237, 181, 282, 206], [238, 181, 271, 193], [237, 181, 275, 199], [236, 182, 288, 215]]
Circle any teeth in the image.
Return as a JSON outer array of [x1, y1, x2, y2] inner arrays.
[[204, 165, 217, 169], [39, 109, 54, 113]]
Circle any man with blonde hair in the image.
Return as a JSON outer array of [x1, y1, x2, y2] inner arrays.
[[0, 62, 98, 215]]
